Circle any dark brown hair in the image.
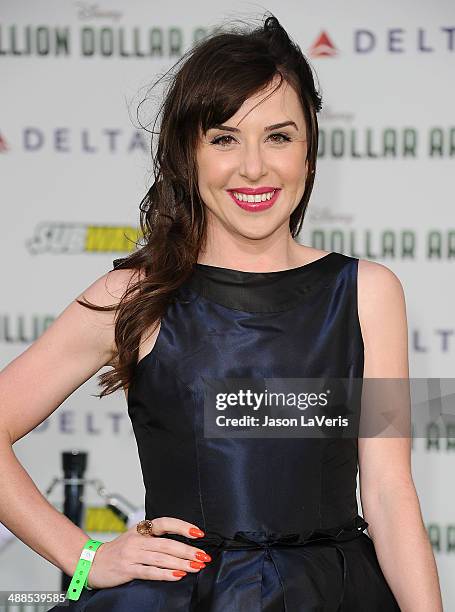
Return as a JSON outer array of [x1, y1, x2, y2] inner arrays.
[[77, 12, 323, 398]]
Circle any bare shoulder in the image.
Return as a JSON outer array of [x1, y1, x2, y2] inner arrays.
[[80, 266, 142, 308], [77, 266, 143, 366], [357, 258, 405, 305], [357, 259, 405, 320], [356, 257, 409, 378]]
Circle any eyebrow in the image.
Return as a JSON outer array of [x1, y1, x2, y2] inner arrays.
[[210, 121, 298, 133]]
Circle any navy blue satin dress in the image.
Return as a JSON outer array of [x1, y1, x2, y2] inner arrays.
[[53, 251, 400, 611]]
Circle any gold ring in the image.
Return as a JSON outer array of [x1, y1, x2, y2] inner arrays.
[[136, 519, 154, 536]]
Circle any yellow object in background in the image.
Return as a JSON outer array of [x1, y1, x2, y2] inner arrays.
[[84, 507, 127, 532]]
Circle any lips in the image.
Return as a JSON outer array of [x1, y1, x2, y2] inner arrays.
[[227, 188, 281, 212]]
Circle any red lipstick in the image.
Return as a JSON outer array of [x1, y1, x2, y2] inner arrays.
[[227, 188, 281, 212]]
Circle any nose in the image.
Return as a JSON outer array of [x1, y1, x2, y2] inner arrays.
[[238, 142, 267, 182]]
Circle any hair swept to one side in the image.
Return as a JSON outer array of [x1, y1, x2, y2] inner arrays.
[[77, 11, 323, 398]]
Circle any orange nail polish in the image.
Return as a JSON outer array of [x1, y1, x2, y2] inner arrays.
[[195, 551, 212, 562], [173, 570, 187, 577], [190, 561, 206, 569], [189, 527, 205, 537]]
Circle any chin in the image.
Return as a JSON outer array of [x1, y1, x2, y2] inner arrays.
[[231, 220, 281, 241]]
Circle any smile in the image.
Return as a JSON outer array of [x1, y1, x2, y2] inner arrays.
[[227, 189, 281, 212]]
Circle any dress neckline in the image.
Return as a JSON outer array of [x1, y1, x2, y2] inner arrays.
[[179, 251, 341, 313], [193, 252, 334, 275]]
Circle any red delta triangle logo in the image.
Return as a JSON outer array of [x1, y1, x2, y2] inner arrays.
[[308, 31, 338, 57]]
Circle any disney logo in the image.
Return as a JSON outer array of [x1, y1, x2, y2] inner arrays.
[[75, 2, 123, 21]]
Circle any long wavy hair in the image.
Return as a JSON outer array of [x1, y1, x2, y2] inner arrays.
[[77, 12, 323, 398]]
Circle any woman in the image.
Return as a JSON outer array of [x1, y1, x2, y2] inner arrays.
[[0, 13, 442, 612]]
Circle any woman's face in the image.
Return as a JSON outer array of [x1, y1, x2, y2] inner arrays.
[[196, 76, 309, 242]]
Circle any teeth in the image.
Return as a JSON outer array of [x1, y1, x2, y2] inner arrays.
[[232, 190, 276, 203]]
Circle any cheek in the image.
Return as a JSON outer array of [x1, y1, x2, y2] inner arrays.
[[273, 151, 307, 185], [198, 153, 233, 189]]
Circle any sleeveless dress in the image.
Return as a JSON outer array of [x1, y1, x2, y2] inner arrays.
[[52, 251, 400, 611]]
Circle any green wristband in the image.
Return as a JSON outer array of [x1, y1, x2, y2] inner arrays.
[[66, 539, 104, 601]]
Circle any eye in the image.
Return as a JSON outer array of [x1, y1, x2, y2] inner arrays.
[[268, 133, 292, 144], [209, 134, 236, 146], [209, 132, 292, 147]]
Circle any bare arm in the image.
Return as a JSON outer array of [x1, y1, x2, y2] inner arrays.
[[0, 268, 135, 576], [357, 260, 443, 611]]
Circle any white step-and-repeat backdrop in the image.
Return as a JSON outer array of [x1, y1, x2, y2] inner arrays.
[[1, 0, 453, 609]]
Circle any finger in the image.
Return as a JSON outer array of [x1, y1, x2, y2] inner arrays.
[[138, 536, 211, 562], [134, 550, 206, 573], [151, 517, 205, 538], [133, 565, 188, 581]]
